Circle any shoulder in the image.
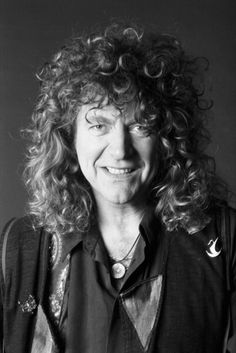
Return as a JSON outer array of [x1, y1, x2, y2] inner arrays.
[[212, 201, 236, 229], [207, 199, 236, 223], [209, 201, 236, 277], [207, 201, 236, 243], [0, 215, 50, 281], [224, 205, 236, 267], [2, 215, 42, 237], [226, 204, 236, 228], [1, 215, 47, 255], [9, 214, 38, 232]]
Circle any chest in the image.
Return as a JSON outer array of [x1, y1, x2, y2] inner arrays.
[[48, 231, 228, 352]]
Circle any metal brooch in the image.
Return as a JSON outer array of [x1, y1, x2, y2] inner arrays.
[[18, 294, 38, 314]]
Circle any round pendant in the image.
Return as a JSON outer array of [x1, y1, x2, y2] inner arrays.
[[111, 262, 126, 279]]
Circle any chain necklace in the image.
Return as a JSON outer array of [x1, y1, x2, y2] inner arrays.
[[109, 234, 141, 279]]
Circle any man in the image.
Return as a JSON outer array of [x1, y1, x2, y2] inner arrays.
[[0, 23, 235, 352]]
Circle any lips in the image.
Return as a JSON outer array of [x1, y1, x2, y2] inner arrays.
[[106, 167, 135, 175]]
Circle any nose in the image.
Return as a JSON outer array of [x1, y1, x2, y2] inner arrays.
[[108, 123, 134, 160]]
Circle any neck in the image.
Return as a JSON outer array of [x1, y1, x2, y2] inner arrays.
[[98, 198, 145, 229], [95, 198, 147, 258]]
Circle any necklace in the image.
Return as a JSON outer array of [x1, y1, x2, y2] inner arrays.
[[110, 234, 141, 279]]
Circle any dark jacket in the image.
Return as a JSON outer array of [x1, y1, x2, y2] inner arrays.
[[0, 206, 236, 353]]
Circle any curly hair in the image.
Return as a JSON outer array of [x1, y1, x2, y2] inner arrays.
[[24, 23, 222, 235]]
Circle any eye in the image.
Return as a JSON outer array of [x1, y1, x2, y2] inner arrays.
[[129, 124, 152, 137], [93, 124, 104, 130], [89, 124, 108, 136]]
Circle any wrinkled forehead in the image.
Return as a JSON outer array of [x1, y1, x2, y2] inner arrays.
[[77, 96, 142, 123]]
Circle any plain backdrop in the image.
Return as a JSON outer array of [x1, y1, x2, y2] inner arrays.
[[1, 0, 236, 230]]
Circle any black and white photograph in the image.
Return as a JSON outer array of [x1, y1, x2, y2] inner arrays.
[[1, 0, 236, 352]]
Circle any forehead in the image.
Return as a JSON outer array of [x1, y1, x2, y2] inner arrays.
[[77, 99, 138, 123]]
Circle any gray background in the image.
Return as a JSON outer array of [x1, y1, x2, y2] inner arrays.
[[1, 0, 236, 230]]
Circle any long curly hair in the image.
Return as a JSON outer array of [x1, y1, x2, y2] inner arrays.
[[24, 23, 223, 235]]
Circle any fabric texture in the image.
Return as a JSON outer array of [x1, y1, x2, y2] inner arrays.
[[0, 205, 236, 353], [121, 275, 163, 351], [31, 305, 58, 353]]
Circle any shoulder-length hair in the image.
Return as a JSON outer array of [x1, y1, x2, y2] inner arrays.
[[24, 23, 224, 235]]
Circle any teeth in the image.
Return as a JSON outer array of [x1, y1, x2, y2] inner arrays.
[[106, 167, 133, 175]]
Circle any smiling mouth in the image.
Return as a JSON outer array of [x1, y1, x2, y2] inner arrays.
[[105, 167, 135, 175]]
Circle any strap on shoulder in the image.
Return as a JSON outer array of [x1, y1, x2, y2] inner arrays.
[[220, 206, 231, 291], [0, 218, 16, 353], [219, 206, 232, 353], [1, 218, 17, 286]]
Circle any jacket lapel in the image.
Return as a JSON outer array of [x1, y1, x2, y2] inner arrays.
[[31, 305, 58, 353]]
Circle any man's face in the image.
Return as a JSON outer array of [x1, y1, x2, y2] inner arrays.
[[75, 101, 158, 207]]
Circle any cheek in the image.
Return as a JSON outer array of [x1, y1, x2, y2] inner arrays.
[[75, 140, 86, 165], [75, 137, 103, 173], [76, 147, 93, 172], [75, 134, 90, 172], [142, 143, 159, 183], [140, 139, 158, 166]]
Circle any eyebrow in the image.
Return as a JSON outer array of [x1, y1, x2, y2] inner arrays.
[[85, 113, 114, 124], [84, 107, 140, 125], [85, 107, 119, 123]]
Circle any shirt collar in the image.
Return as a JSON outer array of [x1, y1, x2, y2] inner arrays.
[[61, 230, 84, 262], [139, 206, 162, 247], [61, 222, 102, 262], [61, 206, 162, 261]]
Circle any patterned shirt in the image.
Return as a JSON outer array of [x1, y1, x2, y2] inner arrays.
[[45, 212, 163, 352], [43, 207, 235, 353]]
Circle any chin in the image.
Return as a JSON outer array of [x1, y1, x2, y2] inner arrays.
[[107, 189, 145, 205], [99, 189, 131, 204], [107, 196, 132, 205]]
